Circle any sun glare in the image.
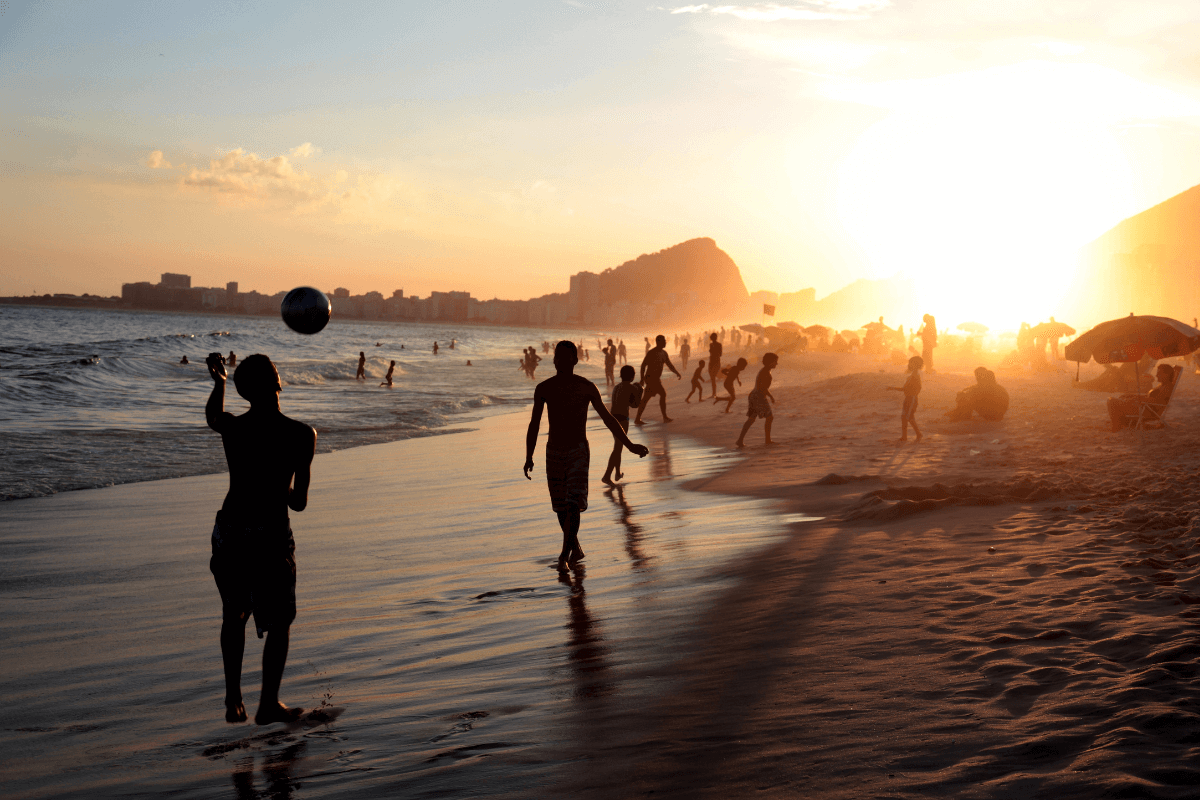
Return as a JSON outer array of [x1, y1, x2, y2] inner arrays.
[[833, 62, 1168, 331]]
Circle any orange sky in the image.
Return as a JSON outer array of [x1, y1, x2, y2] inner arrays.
[[3, 1, 1200, 328]]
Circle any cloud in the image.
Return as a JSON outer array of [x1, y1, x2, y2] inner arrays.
[[289, 142, 316, 158], [669, 1, 890, 22], [146, 150, 172, 169], [182, 149, 324, 201]]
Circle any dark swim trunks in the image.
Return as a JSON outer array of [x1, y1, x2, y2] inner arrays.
[[546, 441, 590, 513], [210, 511, 297, 638]]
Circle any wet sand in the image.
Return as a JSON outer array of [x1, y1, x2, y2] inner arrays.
[[6, 358, 1200, 798], [0, 412, 791, 798]]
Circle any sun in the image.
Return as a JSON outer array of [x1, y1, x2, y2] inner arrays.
[[835, 62, 1143, 331]]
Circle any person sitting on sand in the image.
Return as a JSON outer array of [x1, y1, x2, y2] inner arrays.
[[1106, 363, 1176, 431], [602, 365, 641, 485], [685, 360, 706, 403], [1074, 360, 1151, 394], [524, 342, 649, 570], [736, 353, 778, 448], [355, 352, 366, 380], [380, 360, 395, 388], [204, 352, 316, 726], [712, 357, 749, 414], [888, 355, 923, 442], [634, 334, 682, 426], [945, 367, 1009, 422]]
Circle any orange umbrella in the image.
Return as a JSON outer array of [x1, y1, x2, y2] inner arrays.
[[1064, 315, 1200, 365]]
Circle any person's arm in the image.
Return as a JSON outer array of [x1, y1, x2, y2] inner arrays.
[[523, 388, 546, 479], [288, 426, 317, 512], [639, 354, 649, 383], [590, 387, 648, 457], [664, 354, 681, 379], [205, 353, 234, 432]]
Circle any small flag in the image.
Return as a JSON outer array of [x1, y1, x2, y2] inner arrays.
[[763, 304, 775, 317]]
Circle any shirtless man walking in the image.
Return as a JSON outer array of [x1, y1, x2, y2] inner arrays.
[[205, 353, 316, 725], [602, 338, 618, 389], [524, 341, 648, 570], [707, 332, 723, 397], [634, 334, 682, 426]]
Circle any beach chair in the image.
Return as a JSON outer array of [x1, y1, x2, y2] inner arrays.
[[1127, 365, 1183, 429]]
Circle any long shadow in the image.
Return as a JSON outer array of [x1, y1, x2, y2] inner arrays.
[[558, 566, 614, 702], [604, 485, 653, 572]]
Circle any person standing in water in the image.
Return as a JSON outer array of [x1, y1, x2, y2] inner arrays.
[[205, 353, 316, 725], [736, 353, 778, 448], [355, 352, 366, 381], [602, 365, 640, 485], [433, 342, 439, 355], [228, 351, 237, 367], [679, 337, 691, 370], [380, 360, 396, 388], [888, 356, 924, 442], [634, 334, 682, 425], [707, 332, 723, 398], [618, 340, 627, 365], [525, 341, 648, 570], [602, 339, 618, 389]]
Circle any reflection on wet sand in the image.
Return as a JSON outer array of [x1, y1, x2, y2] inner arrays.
[[604, 484, 653, 570], [642, 426, 675, 481], [231, 740, 306, 799], [559, 566, 613, 701]]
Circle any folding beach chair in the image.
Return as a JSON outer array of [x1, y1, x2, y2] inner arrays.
[[1128, 365, 1183, 429]]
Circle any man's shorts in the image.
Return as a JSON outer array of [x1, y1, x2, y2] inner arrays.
[[210, 512, 297, 638], [546, 441, 590, 513], [642, 378, 666, 399], [747, 389, 772, 419]]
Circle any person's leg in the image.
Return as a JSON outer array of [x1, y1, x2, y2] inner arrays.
[[763, 415, 774, 444], [255, 627, 303, 724], [556, 507, 583, 564], [220, 611, 248, 722], [724, 387, 736, 413], [736, 414, 756, 447], [603, 440, 621, 484], [910, 413, 922, 441], [658, 387, 672, 422]]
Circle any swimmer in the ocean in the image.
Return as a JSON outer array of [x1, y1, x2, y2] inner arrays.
[[380, 360, 395, 387]]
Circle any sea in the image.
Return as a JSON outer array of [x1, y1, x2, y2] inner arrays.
[[0, 304, 631, 501]]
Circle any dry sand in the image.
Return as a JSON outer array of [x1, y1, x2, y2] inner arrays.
[[5, 354, 1200, 798], [563, 355, 1200, 798]]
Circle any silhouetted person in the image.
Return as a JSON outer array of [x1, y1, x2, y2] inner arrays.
[[355, 352, 366, 380], [712, 357, 749, 413], [888, 355, 923, 441], [603, 339, 617, 389], [685, 360, 706, 402], [736, 352, 777, 447], [618, 340, 627, 365], [603, 365, 639, 485], [433, 341, 439, 355], [180, 355, 190, 365], [205, 353, 316, 726], [1107, 363, 1176, 431], [228, 351, 237, 367], [945, 367, 1009, 421], [634, 335, 682, 425], [707, 332, 723, 397], [450, 339, 456, 350], [918, 315, 937, 373], [679, 338, 691, 370], [524, 341, 648, 570], [1047, 317, 1064, 361], [380, 360, 396, 387]]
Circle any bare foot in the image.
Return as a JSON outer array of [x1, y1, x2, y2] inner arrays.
[[225, 700, 247, 723], [662, 416, 673, 422], [897, 437, 908, 443], [255, 702, 304, 726], [735, 441, 745, 448], [602, 476, 616, 486], [764, 440, 777, 446], [634, 419, 645, 426], [915, 433, 923, 441], [556, 558, 570, 572], [614, 470, 623, 481]]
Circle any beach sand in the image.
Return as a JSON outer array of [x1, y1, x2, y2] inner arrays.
[[5, 357, 1200, 798]]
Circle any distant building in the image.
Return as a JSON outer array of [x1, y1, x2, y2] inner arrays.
[[160, 273, 191, 289], [569, 271, 600, 323]]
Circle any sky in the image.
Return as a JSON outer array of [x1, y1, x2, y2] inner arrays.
[[3, 0, 1200, 328]]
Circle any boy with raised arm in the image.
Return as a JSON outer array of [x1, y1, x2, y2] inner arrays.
[[205, 352, 316, 725], [736, 352, 778, 448], [524, 341, 649, 570], [633, 334, 682, 425]]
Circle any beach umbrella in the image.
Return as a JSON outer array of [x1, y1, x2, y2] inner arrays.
[[738, 323, 765, 334], [862, 321, 889, 332], [1064, 315, 1200, 368], [956, 321, 989, 334], [1029, 320, 1075, 339], [776, 320, 802, 331], [803, 324, 832, 336]]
